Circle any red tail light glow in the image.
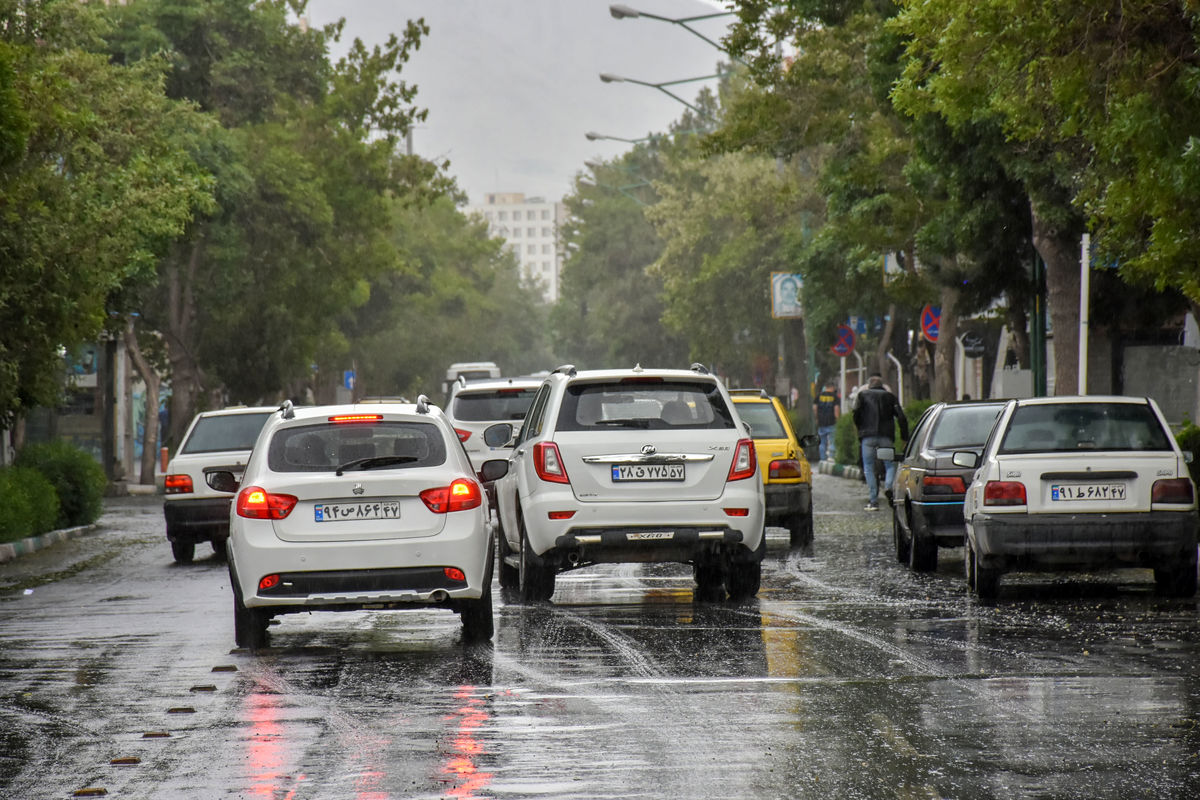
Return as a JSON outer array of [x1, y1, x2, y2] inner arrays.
[[983, 480, 1026, 506], [328, 414, 383, 423], [723, 508, 750, 517], [1152, 478, 1194, 505], [727, 439, 757, 481], [420, 478, 483, 513], [443, 567, 467, 582], [533, 441, 570, 484], [923, 475, 966, 494], [768, 459, 803, 480], [258, 574, 281, 591], [454, 428, 472, 443], [548, 510, 576, 520], [236, 486, 298, 519], [164, 474, 194, 494]]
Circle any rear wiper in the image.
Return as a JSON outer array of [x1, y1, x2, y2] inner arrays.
[[593, 418, 654, 428], [336, 456, 418, 476]]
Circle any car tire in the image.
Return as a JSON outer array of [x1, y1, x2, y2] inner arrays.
[[495, 518, 519, 591], [211, 538, 228, 560], [893, 506, 910, 564], [231, 572, 269, 651], [518, 513, 555, 603], [964, 539, 977, 590], [726, 537, 765, 602], [907, 510, 938, 573], [971, 543, 1001, 600], [460, 579, 495, 643], [693, 563, 725, 602], [788, 507, 813, 548], [1154, 556, 1198, 598], [171, 540, 195, 564]]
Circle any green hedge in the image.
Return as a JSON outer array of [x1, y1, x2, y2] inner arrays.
[[1176, 421, 1200, 487], [14, 441, 106, 528], [0, 466, 61, 544]]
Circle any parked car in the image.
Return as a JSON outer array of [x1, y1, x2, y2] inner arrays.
[[888, 401, 1005, 572], [485, 364, 766, 603], [446, 377, 541, 473], [730, 389, 819, 547], [958, 395, 1198, 599], [213, 398, 505, 650], [162, 406, 276, 563]]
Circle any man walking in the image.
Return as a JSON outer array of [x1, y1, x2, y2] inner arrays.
[[852, 373, 908, 511], [812, 378, 840, 462]]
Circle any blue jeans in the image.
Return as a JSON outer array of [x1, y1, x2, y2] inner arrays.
[[817, 425, 836, 461], [860, 435, 896, 505]]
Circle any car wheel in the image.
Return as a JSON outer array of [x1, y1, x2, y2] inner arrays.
[[972, 543, 1001, 600], [893, 506, 910, 564], [964, 540, 977, 590], [726, 537, 765, 602], [1154, 556, 1198, 598], [171, 540, 195, 564], [788, 507, 813, 548], [518, 513, 555, 603], [907, 510, 938, 573], [693, 563, 725, 602], [495, 518, 519, 591], [211, 538, 228, 560], [460, 580, 495, 642], [231, 573, 269, 651]]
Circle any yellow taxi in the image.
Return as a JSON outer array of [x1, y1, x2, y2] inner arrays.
[[731, 389, 819, 546]]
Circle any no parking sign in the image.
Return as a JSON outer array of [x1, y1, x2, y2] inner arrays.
[[921, 304, 941, 343], [831, 324, 856, 357]]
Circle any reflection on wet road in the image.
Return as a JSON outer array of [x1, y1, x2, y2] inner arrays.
[[2, 475, 1199, 798]]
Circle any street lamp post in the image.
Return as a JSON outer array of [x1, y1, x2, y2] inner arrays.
[[609, 4, 742, 63], [599, 72, 721, 118]]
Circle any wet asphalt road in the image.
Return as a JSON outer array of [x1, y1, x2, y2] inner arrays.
[[2, 474, 1200, 799]]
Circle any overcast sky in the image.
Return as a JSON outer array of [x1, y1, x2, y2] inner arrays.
[[304, 0, 734, 204]]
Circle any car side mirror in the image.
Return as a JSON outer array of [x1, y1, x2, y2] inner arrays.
[[1185, 451, 1195, 465], [952, 451, 979, 469], [483, 423, 514, 448], [205, 470, 239, 494], [743, 421, 753, 436], [876, 446, 895, 462], [478, 459, 509, 483], [799, 434, 820, 449]]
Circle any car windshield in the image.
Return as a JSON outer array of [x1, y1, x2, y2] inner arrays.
[[267, 421, 448, 472], [452, 388, 538, 422], [736, 402, 787, 439], [928, 405, 1003, 449], [180, 412, 272, 454], [998, 402, 1172, 454], [556, 380, 735, 431]]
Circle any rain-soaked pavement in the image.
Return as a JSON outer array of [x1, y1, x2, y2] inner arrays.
[[2, 473, 1200, 799]]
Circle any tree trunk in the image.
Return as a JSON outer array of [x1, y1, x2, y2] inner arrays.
[[1030, 203, 1080, 396], [123, 320, 162, 486], [932, 283, 961, 402], [164, 241, 206, 448]]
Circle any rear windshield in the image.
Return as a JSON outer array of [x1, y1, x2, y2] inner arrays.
[[736, 402, 787, 439], [452, 388, 538, 422], [267, 421, 448, 472], [928, 405, 1003, 450], [180, 412, 272, 454], [556, 380, 735, 431], [998, 402, 1172, 454]]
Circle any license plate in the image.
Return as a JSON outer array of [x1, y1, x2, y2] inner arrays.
[[314, 500, 401, 522], [627, 531, 674, 541], [612, 464, 685, 482], [1051, 483, 1127, 501]]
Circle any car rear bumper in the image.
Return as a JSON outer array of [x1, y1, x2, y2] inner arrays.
[[163, 498, 232, 542], [764, 483, 811, 523], [911, 499, 967, 547], [970, 510, 1198, 570], [550, 525, 757, 567]]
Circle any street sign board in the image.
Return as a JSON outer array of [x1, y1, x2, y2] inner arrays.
[[921, 304, 941, 343], [961, 330, 986, 359], [831, 324, 856, 357], [770, 272, 804, 319], [343, 370, 355, 390]]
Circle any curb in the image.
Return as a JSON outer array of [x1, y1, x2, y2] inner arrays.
[[0, 524, 97, 565], [817, 459, 864, 481]]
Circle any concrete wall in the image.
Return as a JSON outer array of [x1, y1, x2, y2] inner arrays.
[[1123, 345, 1200, 425]]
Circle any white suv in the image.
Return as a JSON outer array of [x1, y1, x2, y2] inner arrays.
[[486, 365, 766, 603], [213, 399, 504, 650]]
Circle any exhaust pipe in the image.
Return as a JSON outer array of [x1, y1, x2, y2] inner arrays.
[[566, 551, 582, 566], [431, 590, 448, 603]]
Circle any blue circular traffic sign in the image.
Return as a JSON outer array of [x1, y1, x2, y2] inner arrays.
[[831, 324, 856, 357], [921, 304, 941, 343]]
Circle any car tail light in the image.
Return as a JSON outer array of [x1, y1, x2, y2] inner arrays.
[[548, 510, 576, 520], [258, 574, 281, 591], [724, 508, 750, 517], [768, 459, 803, 479], [923, 475, 966, 494], [454, 428, 472, 443], [328, 414, 383, 423], [727, 439, 757, 481], [420, 478, 483, 513], [164, 474, 193, 494], [443, 567, 467, 582], [236, 486, 298, 519], [1152, 478, 1194, 505], [983, 480, 1026, 506], [533, 441, 570, 484]]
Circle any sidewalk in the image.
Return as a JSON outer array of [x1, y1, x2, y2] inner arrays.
[[0, 482, 159, 564], [817, 458, 863, 481]]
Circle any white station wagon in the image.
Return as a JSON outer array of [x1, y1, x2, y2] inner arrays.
[[213, 399, 505, 650], [958, 395, 1198, 599]]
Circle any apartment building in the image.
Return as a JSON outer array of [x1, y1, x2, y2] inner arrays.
[[466, 193, 565, 304]]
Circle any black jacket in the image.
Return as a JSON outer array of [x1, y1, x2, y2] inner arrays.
[[852, 386, 909, 441]]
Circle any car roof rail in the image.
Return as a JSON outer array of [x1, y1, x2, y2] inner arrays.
[[416, 394, 432, 414], [729, 388, 769, 398], [277, 399, 295, 420], [690, 362, 710, 375], [552, 364, 577, 377]]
